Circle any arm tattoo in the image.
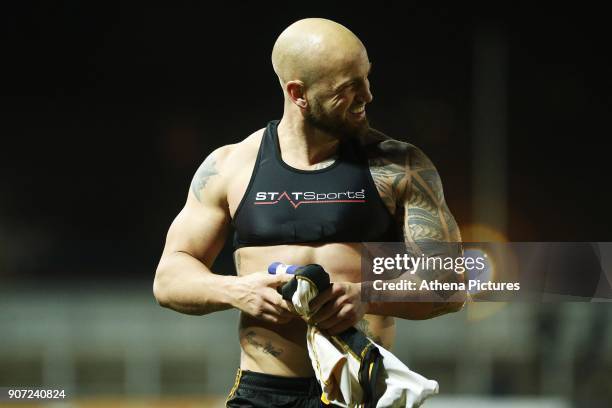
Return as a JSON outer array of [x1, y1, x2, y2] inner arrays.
[[367, 143, 460, 245], [368, 140, 464, 314], [405, 150, 463, 298], [190, 153, 218, 202], [244, 331, 283, 357], [405, 151, 461, 249], [406, 176, 446, 243], [368, 157, 407, 215]]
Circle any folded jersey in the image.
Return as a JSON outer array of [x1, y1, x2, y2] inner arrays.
[[279, 264, 439, 408]]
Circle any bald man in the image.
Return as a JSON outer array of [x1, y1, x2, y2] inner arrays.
[[154, 18, 464, 407]]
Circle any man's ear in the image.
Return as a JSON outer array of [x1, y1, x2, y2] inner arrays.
[[286, 80, 308, 109]]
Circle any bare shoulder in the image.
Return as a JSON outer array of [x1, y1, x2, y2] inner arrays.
[[227, 127, 265, 157], [361, 128, 412, 212], [190, 128, 265, 203], [362, 129, 460, 246], [205, 128, 264, 173], [362, 128, 435, 172], [361, 128, 442, 212]]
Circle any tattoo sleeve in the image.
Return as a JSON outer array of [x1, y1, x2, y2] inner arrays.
[[369, 142, 465, 317], [368, 142, 461, 245], [404, 151, 461, 245], [404, 148, 464, 301], [369, 156, 406, 215]]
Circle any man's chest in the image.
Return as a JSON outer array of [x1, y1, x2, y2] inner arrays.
[[227, 160, 399, 219]]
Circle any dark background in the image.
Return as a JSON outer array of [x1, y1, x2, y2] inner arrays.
[[2, 2, 610, 282]]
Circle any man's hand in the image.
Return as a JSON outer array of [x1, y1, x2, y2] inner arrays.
[[308, 282, 368, 335], [231, 273, 296, 324]]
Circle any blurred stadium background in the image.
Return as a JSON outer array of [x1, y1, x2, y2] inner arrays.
[[2, 283, 611, 406], [2, 2, 611, 407]]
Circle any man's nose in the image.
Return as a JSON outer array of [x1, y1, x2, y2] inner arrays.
[[358, 81, 373, 104], [363, 85, 373, 104]]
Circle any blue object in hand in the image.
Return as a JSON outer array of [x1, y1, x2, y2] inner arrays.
[[268, 262, 300, 275]]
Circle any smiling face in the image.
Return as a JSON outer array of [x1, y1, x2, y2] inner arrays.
[[272, 19, 375, 139], [304, 50, 373, 138]]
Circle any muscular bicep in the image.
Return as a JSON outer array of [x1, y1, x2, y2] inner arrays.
[[403, 148, 465, 307], [162, 195, 230, 267], [367, 140, 461, 248], [366, 139, 466, 317], [403, 148, 461, 254], [161, 148, 232, 267]]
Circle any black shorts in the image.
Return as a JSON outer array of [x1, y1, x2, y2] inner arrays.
[[225, 368, 333, 408]]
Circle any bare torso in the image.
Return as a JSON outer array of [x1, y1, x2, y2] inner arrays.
[[226, 128, 397, 377]]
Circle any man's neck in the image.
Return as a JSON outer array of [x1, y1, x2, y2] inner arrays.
[[277, 116, 340, 168]]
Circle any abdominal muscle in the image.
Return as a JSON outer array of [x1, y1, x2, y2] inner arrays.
[[236, 242, 396, 377]]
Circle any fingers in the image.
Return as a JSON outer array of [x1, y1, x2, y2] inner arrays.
[[261, 287, 294, 314], [260, 312, 294, 324], [266, 272, 294, 287], [260, 298, 291, 316], [266, 296, 295, 324], [309, 283, 341, 311], [316, 312, 343, 330], [235, 273, 298, 323], [252, 296, 294, 324], [284, 299, 297, 314], [310, 294, 345, 324], [316, 301, 363, 333]]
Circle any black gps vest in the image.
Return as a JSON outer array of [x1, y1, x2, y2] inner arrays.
[[232, 120, 399, 248]]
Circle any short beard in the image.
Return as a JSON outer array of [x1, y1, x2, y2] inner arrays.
[[304, 98, 369, 140]]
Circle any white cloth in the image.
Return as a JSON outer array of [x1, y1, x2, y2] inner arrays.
[[293, 276, 439, 408]]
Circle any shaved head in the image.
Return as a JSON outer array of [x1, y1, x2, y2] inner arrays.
[[272, 18, 367, 87], [272, 18, 373, 138]]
